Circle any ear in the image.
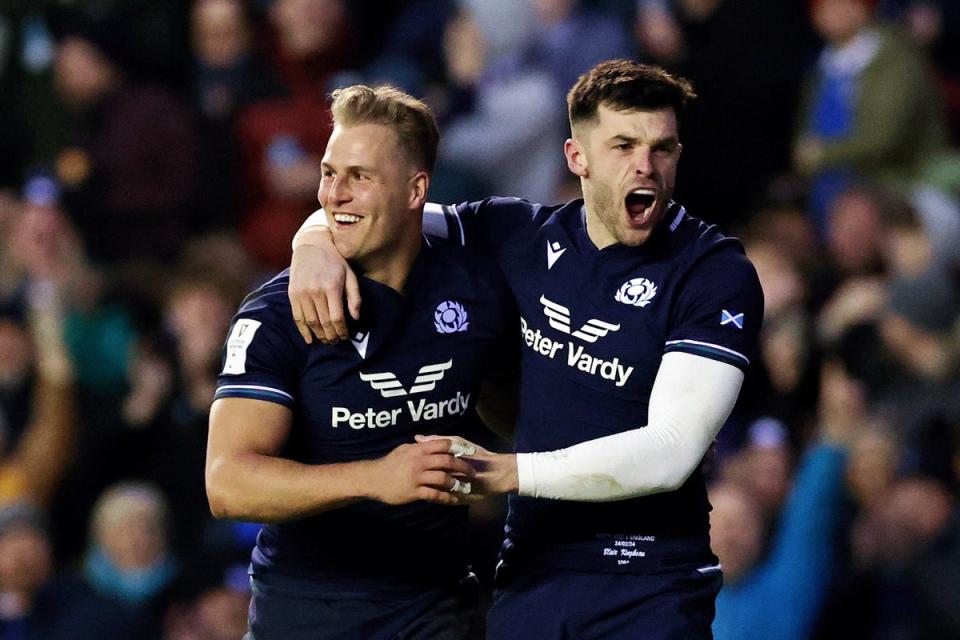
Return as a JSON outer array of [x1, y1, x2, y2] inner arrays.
[[408, 170, 429, 210], [564, 138, 588, 178]]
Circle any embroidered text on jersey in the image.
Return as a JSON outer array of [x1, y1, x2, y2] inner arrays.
[[615, 278, 658, 307], [547, 240, 567, 270], [434, 301, 469, 333], [360, 360, 453, 398], [539, 295, 621, 343]]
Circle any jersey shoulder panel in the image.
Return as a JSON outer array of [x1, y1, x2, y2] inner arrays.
[[215, 270, 306, 408], [447, 197, 565, 246], [665, 214, 764, 370]]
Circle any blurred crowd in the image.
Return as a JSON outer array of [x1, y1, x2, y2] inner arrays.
[[0, 0, 958, 637]]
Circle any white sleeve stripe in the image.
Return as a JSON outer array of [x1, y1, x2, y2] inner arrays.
[[664, 339, 750, 365], [422, 203, 449, 239], [669, 206, 685, 231], [216, 385, 294, 401], [448, 205, 466, 245]]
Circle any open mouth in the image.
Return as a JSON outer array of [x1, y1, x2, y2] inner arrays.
[[332, 212, 363, 226], [625, 189, 656, 224]]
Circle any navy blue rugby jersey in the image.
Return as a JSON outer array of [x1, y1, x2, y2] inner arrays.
[[214, 234, 515, 595], [433, 197, 763, 574]]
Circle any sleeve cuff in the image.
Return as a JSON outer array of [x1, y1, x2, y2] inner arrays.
[[664, 339, 750, 370], [214, 384, 295, 408], [516, 452, 537, 497]]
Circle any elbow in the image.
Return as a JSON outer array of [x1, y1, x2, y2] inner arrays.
[[660, 470, 692, 494], [205, 458, 239, 520], [654, 457, 702, 495]]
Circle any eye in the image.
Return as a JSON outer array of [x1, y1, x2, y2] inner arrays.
[[321, 169, 334, 178], [613, 142, 632, 151]]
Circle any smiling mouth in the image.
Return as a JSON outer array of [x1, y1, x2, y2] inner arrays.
[[332, 212, 363, 226], [625, 189, 656, 223]]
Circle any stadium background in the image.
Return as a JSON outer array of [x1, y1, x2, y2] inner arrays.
[[0, 0, 959, 637]]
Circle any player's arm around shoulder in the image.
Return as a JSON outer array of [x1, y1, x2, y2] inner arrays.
[[289, 210, 361, 345]]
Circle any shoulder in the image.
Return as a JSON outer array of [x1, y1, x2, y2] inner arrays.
[[456, 197, 570, 230], [672, 210, 761, 289], [673, 209, 747, 261], [237, 270, 293, 316]]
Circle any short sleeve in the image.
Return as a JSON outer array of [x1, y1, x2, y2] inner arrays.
[[214, 301, 304, 408], [664, 247, 764, 371]]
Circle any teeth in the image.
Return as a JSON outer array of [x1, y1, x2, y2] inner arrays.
[[334, 213, 362, 223], [631, 189, 656, 196]]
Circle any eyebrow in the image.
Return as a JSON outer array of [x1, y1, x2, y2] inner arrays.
[[321, 162, 380, 174], [608, 134, 680, 147]]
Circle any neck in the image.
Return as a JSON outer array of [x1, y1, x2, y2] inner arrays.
[[359, 225, 423, 293]]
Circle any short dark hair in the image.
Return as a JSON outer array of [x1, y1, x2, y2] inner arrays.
[[567, 60, 697, 130], [330, 84, 440, 173]]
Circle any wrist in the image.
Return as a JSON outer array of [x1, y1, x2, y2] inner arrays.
[[293, 226, 333, 250], [342, 459, 380, 502]]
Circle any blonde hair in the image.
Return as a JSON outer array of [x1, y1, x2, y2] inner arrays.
[[330, 84, 440, 173]]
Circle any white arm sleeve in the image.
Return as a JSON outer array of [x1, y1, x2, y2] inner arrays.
[[516, 352, 744, 501]]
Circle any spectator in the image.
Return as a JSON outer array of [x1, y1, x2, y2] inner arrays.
[[163, 564, 250, 640], [822, 475, 960, 639], [794, 0, 951, 232], [636, 0, 815, 226], [190, 0, 284, 232], [528, 0, 633, 100], [235, 0, 358, 268], [437, 0, 566, 203], [84, 482, 180, 633], [0, 503, 135, 639], [51, 11, 201, 267], [711, 361, 861, 640]]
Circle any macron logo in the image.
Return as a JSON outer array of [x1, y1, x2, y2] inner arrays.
[[540, 295, 620, 343], [360, 360, 453, 398], [547, 241, 567, 270], [351, 331, 370, 358]]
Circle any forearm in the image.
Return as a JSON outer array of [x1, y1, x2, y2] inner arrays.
[[516, 353, 743, 501], [292, 209, 332, 249], [16, 302, 75, 504], [206, 451, 373, 523]]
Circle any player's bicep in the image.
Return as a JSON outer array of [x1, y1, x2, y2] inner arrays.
[[208, 397, 293, 460], [647, 352, 744, 431]]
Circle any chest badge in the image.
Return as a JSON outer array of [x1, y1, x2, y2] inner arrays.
[[434, 301, 469, 334], [615, 278, 658, 308]]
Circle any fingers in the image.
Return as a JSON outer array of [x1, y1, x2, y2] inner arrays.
[[289, 298, 313, 345], [422, 453, 475, 478], [414, 434, 478, 458], [345, 270, 362, 321], [326, 292, 349, 342], [415, 486, 481, 506], [301, 291, 325, 343], [419, 470, 470, 493]]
